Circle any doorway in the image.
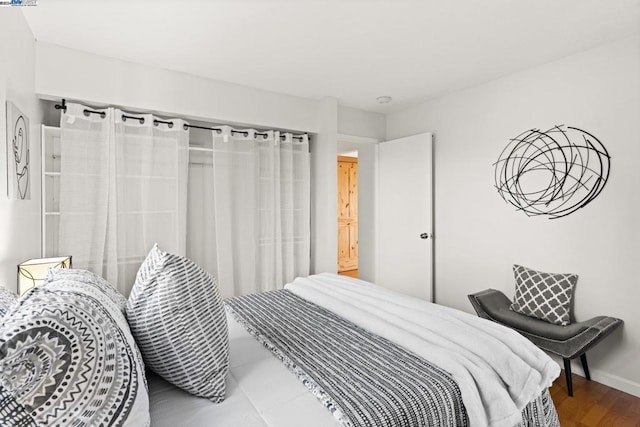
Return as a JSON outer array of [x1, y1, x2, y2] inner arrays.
[[337, 153, 358, 278]]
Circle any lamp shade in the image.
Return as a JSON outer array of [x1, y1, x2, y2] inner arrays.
[[17, 256, 72, 295]]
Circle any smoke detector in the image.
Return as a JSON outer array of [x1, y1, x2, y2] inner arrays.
[[376, 96, 393, 104]]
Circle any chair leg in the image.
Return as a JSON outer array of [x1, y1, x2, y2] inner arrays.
[[563, 358, 574, 397], [580, 353, 591, 381]]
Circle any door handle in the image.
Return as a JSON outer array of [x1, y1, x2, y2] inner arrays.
[[420, 233, 430, 239]]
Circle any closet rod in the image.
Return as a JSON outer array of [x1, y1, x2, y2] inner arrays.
[[54, 99, 308, 142]]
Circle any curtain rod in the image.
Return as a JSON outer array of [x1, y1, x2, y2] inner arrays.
[[54, 99, 308, 142]]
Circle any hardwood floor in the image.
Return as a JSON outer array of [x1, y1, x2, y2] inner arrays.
[[338, 269, 358, 278], [550, 371, 640, 426]]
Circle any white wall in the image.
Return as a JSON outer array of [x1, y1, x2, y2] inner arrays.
[[387, 36, 640, 396], [36, 42, 319, 133], [338, 105, 385, 140], [0, 9, 42, 292], [311, 97, 338, 274]]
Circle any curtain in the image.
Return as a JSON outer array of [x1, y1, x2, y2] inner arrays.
[[187, 126, 310, 297], [59, 103, 189, 295]]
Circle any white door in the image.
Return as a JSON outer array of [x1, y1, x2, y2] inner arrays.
[[377, 133, 433, 301]]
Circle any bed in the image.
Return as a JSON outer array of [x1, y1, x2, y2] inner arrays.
[[148, 273, 560, 427]]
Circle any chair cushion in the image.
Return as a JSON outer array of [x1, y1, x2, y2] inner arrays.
[[492, 300, 588, 341], [511, 264, 577, 326], [470, 289, 623, 358]]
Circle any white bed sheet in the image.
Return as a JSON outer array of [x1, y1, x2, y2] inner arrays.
[[148, 311, 336, 427]]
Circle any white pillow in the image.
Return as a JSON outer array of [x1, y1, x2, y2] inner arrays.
[[126, 244, 229, 402]]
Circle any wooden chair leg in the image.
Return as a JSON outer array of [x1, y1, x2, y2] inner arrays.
[[563, 358, 574, 396], [580, 353, 591, 381]]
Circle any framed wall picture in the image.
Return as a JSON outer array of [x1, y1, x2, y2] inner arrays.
[[6, 100, 30, 200]]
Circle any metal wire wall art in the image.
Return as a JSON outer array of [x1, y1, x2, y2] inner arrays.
[[494, 125, 611, 219]]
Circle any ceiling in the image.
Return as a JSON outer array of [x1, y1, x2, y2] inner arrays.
[[22, 0, 640, 114]]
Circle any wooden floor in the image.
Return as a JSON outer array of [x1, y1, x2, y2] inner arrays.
[[550, 371, 640, 426], [338, 269, 358, 278]]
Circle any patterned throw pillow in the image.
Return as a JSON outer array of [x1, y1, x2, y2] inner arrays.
[[510, 264, 578, 326], [0, 270, 149, 426], [0, 286, 18, 318], [46, 268, 128, 313], [126, 244, 229, 402]]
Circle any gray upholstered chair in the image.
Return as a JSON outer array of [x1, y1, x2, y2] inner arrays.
[[468, 289, 622, 396]]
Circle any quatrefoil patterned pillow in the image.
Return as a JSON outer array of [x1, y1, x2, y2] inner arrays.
[[510, 264, 578, 326]]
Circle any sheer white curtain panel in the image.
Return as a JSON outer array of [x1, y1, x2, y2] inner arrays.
[[113, 111, 189, 292], [58, 103, 189, 295], [59, 103, 114, 282], [187, 126, 310, 297]]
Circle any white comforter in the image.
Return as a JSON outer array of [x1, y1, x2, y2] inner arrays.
[[149, 311, 337, 427], [285, 273, 560, 427]]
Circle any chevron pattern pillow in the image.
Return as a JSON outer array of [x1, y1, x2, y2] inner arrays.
[[510, 264, 578, 326], [0, 270, 149, 426], [126, 244, 229, 402]]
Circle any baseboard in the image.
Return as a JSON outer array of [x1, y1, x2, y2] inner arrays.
[[550, 355, 640, 398]]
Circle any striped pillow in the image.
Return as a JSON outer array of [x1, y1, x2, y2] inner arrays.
[[126, 244, 229, 402]]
